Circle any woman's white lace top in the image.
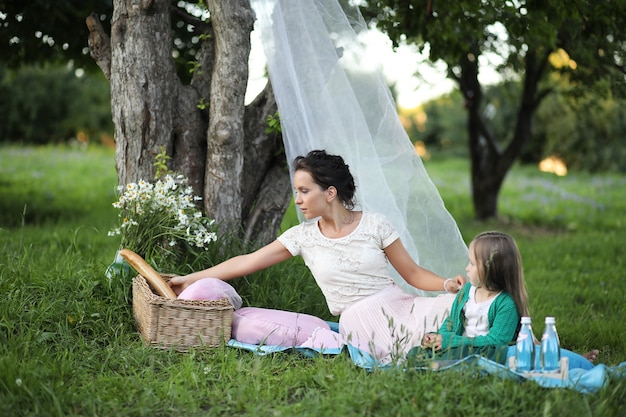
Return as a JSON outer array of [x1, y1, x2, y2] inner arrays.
[[277, 212, 399, 315]]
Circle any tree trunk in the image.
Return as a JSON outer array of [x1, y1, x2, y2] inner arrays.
[[457, 52, 502, 220], [241, 82, 293, 247], [203, 0, 251, 230], [87, 0, 290, 247], [456, 48, 548, 220], [109, 0, 178, 186]]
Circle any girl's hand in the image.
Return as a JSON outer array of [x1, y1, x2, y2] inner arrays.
[[422, 333, 443, 351]]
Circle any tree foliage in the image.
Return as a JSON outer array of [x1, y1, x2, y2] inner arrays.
[[535, 84, 626, 173], [364, 1, 625, 93], [0, 0, 113, 70], [0, 0, 205, 80], [414, 90, 466, 156]]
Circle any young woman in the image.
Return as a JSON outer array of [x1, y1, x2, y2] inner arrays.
[[170, 150, 465, 363]]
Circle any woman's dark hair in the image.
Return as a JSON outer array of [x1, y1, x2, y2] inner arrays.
[[292, 150, 357, 209]]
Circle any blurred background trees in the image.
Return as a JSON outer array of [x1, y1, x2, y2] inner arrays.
[[1, 0, 288, 246], [364, 0, 625, 219], [0, 65, 113, 144], [1, 0, 624, 223], [0, 0, 114, 144], [400, 80, 626, 173]]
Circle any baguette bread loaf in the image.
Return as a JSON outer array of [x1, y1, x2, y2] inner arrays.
[[119, 248, 177, 299]]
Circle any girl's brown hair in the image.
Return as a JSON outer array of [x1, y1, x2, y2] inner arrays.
[[471, 231, 530, 318]]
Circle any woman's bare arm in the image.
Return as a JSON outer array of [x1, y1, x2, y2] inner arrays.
[[169, 240, 293, 294], [384, 239, 465, 292]]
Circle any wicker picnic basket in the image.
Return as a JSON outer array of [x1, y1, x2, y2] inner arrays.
[[132, 274, 233, 351]]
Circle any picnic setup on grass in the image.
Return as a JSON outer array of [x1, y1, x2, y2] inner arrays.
[[120, 247, 624, 395], [110, 0, 625, 396]]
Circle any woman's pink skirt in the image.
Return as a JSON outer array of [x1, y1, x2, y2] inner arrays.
[[339, 285, 454, 364]]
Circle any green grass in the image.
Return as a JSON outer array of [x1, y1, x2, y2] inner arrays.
[[1, 145, 625, 416]]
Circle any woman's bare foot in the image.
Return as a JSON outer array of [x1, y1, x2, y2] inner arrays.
[[583, 349, 599, 362]]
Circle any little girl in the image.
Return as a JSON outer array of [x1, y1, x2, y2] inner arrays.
[[410, 231, 526, 363], [410, 231, 595, 370]]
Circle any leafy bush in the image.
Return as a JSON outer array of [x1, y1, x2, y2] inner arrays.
[[535, 89, 626, 172], [404, 90, 468, 156], [0, 65, 113, 144]]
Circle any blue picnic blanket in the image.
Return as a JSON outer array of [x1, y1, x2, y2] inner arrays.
[[227, 322, 626, 394]]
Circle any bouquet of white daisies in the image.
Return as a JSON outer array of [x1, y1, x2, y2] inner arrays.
[[107, 174, 217, 274]]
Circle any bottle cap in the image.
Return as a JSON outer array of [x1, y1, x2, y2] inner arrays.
[[521, 316, 531, 324], [545, 316, 555, 324]]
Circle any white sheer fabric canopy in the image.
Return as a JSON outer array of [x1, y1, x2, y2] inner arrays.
[[250, 0, 468, 295]]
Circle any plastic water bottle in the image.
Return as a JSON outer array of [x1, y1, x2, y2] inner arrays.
[[515, 316, 535, 372], [540, 316, 561, 373]]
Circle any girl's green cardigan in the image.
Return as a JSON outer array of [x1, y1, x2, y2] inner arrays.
[[406, 282, 520, 365], [439, 282, 520, 350]]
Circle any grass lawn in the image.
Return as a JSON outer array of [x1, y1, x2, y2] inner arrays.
[[0, 144, 625, 416]]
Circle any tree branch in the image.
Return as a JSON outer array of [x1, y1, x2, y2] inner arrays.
[[536, 86, 553, 104], [85, 13, 111, 80]]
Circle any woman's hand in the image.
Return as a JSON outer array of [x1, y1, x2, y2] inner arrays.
[[169, 275, 194, 296], [422, 333, 443, 351], [445, 274, 466, 293]]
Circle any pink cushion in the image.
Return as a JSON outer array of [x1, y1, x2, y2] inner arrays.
[[177, 277, 243, 309]]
